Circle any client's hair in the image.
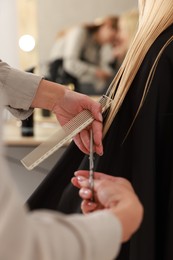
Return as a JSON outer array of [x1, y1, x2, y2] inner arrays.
[[104, 0, 173, 136]]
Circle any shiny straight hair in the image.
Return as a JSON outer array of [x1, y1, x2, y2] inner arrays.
[[103, 0, 173, 136]]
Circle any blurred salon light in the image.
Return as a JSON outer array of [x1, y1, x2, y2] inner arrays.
[[19, 34, 35, 52]]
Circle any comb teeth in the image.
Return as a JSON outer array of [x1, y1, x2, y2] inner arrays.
[[21, 95, 112, 170]]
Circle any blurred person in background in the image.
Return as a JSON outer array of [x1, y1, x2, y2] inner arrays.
[[113, 9, 139, 67], [46, 16, 119, 95], [102, 8, 139, 82]]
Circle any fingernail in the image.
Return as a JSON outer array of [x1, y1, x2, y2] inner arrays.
[[81, 189, 90, 195], [98, 113, 102, 122], [98, 146, 103, 156], [87, 201, 95, 206], [99, 150, 103, 156], [77, 176, 86, 182]]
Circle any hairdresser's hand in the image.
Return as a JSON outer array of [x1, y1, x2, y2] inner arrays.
[[72, 171, 143, 242], [54, 87, 103, 156], [31, 79, 103, 155]]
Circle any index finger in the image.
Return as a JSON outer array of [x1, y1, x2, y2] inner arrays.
[[74, 170, 133, 190]]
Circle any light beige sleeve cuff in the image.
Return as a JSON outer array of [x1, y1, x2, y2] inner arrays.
[[65, 210, 122, 260], [2, 65, 42, 119]]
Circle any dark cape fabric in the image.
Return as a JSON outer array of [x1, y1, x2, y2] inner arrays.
[[27, 24, 173, 260]]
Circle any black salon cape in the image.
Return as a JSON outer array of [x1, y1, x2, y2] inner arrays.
[[27, 25, 173, 260]]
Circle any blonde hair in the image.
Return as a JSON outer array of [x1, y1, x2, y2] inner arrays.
[[104, 0, 173, 136]]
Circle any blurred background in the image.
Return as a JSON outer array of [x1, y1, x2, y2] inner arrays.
[[0, 0, 137, 70]]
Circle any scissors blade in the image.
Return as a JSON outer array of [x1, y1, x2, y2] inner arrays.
[[89, 129, 94, 199]]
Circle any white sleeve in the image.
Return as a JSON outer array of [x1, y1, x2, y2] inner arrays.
[[0, 60, 42, 119], [30, 210, 122, 260]]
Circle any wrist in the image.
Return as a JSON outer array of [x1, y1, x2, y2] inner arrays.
[[31, 79, 66, 111]]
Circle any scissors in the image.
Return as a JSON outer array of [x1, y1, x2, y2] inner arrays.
[[89, 129, 95, 201]]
